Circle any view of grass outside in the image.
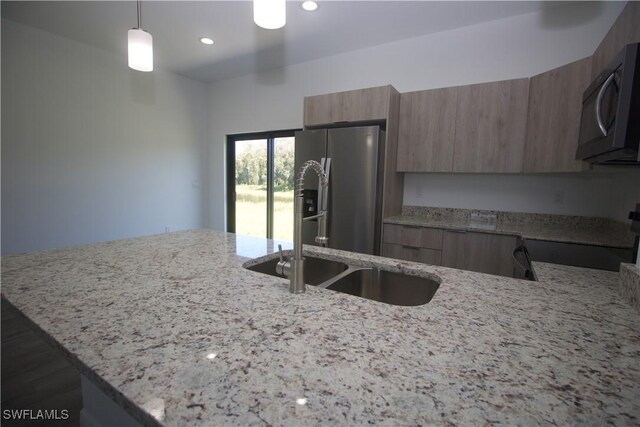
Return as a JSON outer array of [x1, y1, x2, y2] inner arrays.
[[235, 137, 294, 241], [235, 185, 294, 241], [235, 139, 267, 239]]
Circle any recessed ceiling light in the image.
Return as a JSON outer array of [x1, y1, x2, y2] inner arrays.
[[301, 1, 318, 12], [200, 37, 214, 45]]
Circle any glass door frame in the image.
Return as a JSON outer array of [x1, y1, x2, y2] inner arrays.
[[226, 129, 300, 238]]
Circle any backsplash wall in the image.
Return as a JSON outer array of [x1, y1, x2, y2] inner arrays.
[[403, 172, 634, 220]]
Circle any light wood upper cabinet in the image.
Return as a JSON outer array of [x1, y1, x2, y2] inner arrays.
[[452, 78, 529, 173], [524, 57, 592, 173], [397, 79, 529, 173], [304, 86, 391, 127], [303, 92, 341, 127], [341, 87, 390, 123], [591, 2, 640, 80], [397, 88, 457, 172]]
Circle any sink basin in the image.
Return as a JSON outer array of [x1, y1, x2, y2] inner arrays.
[[326, 269, 439, 306], [245, 256, 349, 286], [245, 255, 439, 306]]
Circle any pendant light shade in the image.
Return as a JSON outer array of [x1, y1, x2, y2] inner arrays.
[[128, 0, 153, 72], [301, 1, 318, 12], [254, 0, 286, 29], [128, 28, 153, 72]]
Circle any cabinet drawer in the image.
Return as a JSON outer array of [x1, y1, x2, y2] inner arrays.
[[382, 244, 442, 265], [383, 224, 443, 250]]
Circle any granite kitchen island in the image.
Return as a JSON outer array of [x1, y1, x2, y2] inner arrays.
[[2, 230, 639, 426]]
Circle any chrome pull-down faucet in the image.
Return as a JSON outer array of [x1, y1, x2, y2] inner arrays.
[[276, 159, 330, 294]]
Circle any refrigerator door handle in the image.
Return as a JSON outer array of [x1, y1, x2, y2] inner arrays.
[[319, 157, 331, 211], [324, 157, 331, 185], [318, 158, 325, 213]]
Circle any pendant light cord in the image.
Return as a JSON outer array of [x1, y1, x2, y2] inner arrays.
[[137, 0, 142, 29]]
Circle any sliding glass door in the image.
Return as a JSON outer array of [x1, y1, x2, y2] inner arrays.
[[227, 130, 297, 241]]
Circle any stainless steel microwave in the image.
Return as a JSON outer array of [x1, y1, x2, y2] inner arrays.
[[575, 43, 640, 165]]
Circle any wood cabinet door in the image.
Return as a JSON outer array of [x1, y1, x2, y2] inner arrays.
[[341, 87, 390, 123], [396, 88, 457, 172], [463, 232, 517, 277], [524, 57, 592, 173], [441, 230, 468, 270], [303, 86, 390, 127], [453, 79, 529, 173], [442, 230, 517, 277], [304, 92, 342, 127], [591, 2, 640, 80]]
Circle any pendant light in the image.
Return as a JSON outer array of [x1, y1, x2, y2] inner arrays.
[[254, 0, 286, 30], [301, 1, 318, 12], [128, 0, 153, 72]]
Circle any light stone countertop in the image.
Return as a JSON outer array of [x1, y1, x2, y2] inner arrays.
[[1, 229, 639, 426], [619, 263, 640, 310], [384, 215, 634, 248]]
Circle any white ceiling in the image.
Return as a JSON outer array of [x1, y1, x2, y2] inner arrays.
[[3, 1, 573, 83]]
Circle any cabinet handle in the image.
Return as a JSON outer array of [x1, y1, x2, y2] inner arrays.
[[401, 244, 421, 250], [447, 230, 467, 234]]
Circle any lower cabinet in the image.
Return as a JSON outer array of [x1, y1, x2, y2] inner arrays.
[[382, 224, 518, 278], [442, 230, 517, 277], [382, 224, 443, 264]]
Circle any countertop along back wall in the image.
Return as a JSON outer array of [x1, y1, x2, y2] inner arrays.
[[206, 1, 630, 231]]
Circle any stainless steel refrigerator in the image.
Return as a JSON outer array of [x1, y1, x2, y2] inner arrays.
[[294, 126, 385, 255]]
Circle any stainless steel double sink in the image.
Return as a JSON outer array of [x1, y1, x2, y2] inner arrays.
[[245, 255, 440, 306]]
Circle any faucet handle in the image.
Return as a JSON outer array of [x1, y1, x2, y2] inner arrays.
[[315, 236, 329, 246], [276, 245, 291, 277]]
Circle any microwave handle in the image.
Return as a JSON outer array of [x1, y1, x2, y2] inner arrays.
[[595, 72, 616, 137]]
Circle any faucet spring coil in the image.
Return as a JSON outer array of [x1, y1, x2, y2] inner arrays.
[[295, 160, 328, 196]]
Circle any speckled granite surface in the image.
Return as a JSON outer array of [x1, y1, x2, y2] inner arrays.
[[2, 230, 639, 426], [387, 206, 634, 248], [619, 263, 640, 310]]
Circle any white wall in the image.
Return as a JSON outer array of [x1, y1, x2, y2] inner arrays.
[[1, 19, 208, 254], [404, 173, 622, 218], [206, 1, 627, 231]]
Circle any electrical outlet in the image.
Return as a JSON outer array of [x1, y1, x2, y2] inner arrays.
[[553, 190, 564, 205]]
